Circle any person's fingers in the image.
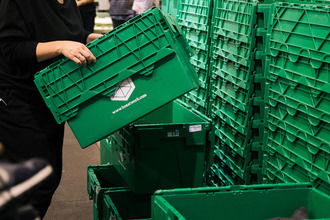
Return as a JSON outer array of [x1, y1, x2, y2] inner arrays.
[[72, 56, 82, 65], [61, 41, 96, 66], [77, 54, 87, 67], [81, 47, 96, 64], [74, 47, 96, 67]]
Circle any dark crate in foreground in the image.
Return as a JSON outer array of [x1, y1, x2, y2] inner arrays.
[[87, 165, 151, 220]]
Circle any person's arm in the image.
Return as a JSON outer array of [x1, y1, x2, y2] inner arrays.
[[36, 33, 102, 66], [76, 0, 94, 7], [36, 41, 96, 67], [0, 0, 99, 68]]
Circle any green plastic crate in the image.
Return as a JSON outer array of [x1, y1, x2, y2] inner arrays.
[[214, 119, 252, 154], [180, 86, 208, 109], [267, 120, 330, 159], [212, 0, 258, 44], [161, 0, 179, 17], [189, 47, 209, 71], [87, 165, 127, 201], [177, 0, 213, 32], [267, 76, 330, 119], [176, 0, 213, 118], [268, 3, 330, 67], [211, 164, 242, 186], [100, 138, 113, 165], [109, 99, 214, 194], [178, 95, 208, 116], [87, 165, 151, 220], [268, 104, 330, 146], [213, 153, 248, 185], [211, 92, 266, 135], [211, 165, 242, 186], [211, 76, 257, 114], [214, 124, 251, 159], [264, 149, 330, 195], [268, 91, 330, 125], [266, 127, 330, 183], [212, 36, 256, 68], [34, 8, 199, 148], [212, 100, 264, 139], [99, 137, 123, 165], [269, 52, 330, 93], [210, 57, 253, 90], [191, 68, 208, 90], [100, 189, 151, 220], [269, 95, 330, 125], [211, 99, 256, 136], [182, 28, 209, 52], [214, 146, 250, 181], [152, 183, 330, 220], [210, 168, 228, 186]]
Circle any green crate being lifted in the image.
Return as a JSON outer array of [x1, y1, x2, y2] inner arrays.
[[109, 99, 214, 194], [152, 183, 330, 220], [34, 7, 199, 148]]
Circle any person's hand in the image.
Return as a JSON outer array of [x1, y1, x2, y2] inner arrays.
[[76, 0, 95, 7], [87, 33, 103, 44], [59, 41, 96, 67]]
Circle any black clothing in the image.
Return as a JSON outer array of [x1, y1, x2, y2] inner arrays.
[[79, 2, 96, 32], [0, 0, 90, 94], [109, 0, 134, 28], [112, 19, 128, 28], [0, 88, 65, 218], [0, 0, 89, 218]]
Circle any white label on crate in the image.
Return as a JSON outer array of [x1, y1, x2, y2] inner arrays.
[[110, 77, 135, 101], [168, 131, 180, 137], [112, 93, 147, 114], [189, 125, 202, 133]]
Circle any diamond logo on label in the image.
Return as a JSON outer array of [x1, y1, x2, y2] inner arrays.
[[110, 77, 135, 101]]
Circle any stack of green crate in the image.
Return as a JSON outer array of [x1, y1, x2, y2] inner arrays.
[[176, 0, 213, 116], [209, 0, 269, 186], [161, 0, 179, 17], [263, 2, 330, 196]]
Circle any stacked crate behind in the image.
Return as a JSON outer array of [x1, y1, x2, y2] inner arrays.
[[176, 0, 213, 116], [209, 0, 270, 186], [263, 2, 330, 196], [161, 0, 180, 17]]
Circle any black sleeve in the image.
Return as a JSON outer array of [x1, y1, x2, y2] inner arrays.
[[0, 0, 38, 65], [84, 30, 91, 44]]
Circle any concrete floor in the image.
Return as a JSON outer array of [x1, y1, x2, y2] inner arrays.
[[44, 123, 100, 220]]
